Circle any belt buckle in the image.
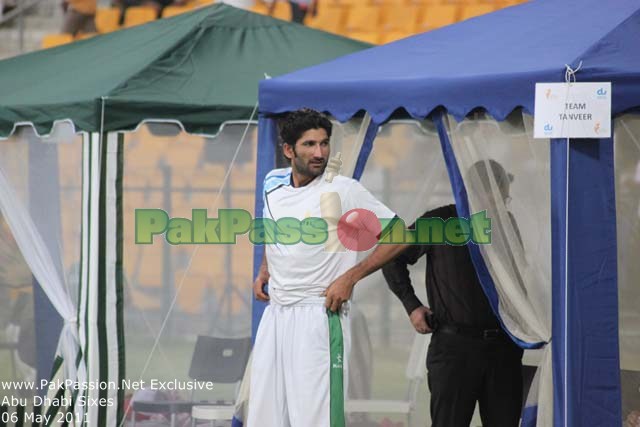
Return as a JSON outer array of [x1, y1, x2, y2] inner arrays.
[[482, 329, 500, 340]]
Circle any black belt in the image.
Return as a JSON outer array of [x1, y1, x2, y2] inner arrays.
[[437, 324, 508, 340]]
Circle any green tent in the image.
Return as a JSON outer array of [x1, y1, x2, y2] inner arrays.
[[0, 7, 368, 425], [0, 3, 369, 136]]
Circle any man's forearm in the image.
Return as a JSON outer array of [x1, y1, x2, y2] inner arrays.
[[344, 243, 409, 285], [259, 252, 269, 279]]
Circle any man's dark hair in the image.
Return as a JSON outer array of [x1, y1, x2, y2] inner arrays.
[[469, 159, 514, 200], [278, 108, 332, 148]]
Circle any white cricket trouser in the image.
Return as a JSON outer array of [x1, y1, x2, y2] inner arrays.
[[247, 298, 351, 427]]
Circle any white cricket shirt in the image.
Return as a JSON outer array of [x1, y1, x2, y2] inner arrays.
[[262, 167, 395, 305]]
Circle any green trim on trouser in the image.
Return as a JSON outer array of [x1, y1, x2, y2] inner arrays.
[[327, 310, 345, 427]]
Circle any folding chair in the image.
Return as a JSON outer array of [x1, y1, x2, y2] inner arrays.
[[130, 336, 251, 427]]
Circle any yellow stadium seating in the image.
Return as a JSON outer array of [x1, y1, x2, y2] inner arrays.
[[345, 30, 380, 44], [337, 0, 371, 7], [371, 0, 407, 6], [250, 2, 269, 14], [344, 5, 381, 32], [410, 0, 442, 3], [162, 4, 194, 17], [381, 5, 419, 32], [75, 32, 98, 40], [305, 5, 347, 34], [252, 1, 291, 20], [95, 7, 121, 33], [416, 4, 458, 32], [380, 31, 413, 44], [459, 4, 495, 20], [251, 1, 291, 20], [41, 33, 74, 49], [123, 6, 157, 28], [271, 1, 292, 20]]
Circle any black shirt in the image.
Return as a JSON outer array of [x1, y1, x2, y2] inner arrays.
[[382, 204, 501, 329]]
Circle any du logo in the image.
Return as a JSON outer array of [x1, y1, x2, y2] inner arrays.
[[543, 123, 554, 134], [596, 87, 608, 97], [545, 89, 557, 100]]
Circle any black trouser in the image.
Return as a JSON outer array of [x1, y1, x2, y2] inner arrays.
[[426, 330, 524, 427]]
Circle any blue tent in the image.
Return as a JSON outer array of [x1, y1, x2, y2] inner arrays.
[[259, 0, 640, 121], [256, 0, 640, 425]]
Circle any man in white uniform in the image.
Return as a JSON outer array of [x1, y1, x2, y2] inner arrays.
[[248, 109, 395, 427]]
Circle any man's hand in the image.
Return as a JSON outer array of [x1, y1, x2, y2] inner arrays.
[[253, 273, 269, 302], [409, 306, 433, 334], [323, 273, 355, 312], [322, 243, 408, 312], [254, 254, 270, 302]]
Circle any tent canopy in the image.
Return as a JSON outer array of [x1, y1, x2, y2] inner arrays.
[[260, 0, 640, 122], [256, 1, 639, 425], [0, 3, 370, 137]]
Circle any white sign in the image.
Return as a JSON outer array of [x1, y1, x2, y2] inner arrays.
[[534, 82, 611, 139]]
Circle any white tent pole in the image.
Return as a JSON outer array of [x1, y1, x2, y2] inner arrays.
[[564, 138, 570, 427]]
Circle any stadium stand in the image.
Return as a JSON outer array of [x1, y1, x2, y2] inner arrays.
[[251, 1, 291, 20], [344, 5, 380, 33], [416, 4, 458, 32], [41, 33, 73, 48], [122, 5, 157, 28], [336, 0, 370, 6], [381, 5, 419, 33], [75, 32, 98, 40], [305, 4, 347, 34], [95, 7, 121, 33], [459, 3, 495, 20], [379, 30, 413, 44], [39, 0, 529, 51], [162, 4, 194, 17]]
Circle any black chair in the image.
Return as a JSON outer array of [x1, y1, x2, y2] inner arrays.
[[131, 336, 251, 427]]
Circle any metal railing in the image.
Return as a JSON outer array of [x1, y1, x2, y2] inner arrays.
[[0, 0, 50, 53]]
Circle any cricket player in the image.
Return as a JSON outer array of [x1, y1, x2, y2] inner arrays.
[[248, 109, 395, 427]]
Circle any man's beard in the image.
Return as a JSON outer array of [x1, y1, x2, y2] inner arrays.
[[293, 156, 327, 178]]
